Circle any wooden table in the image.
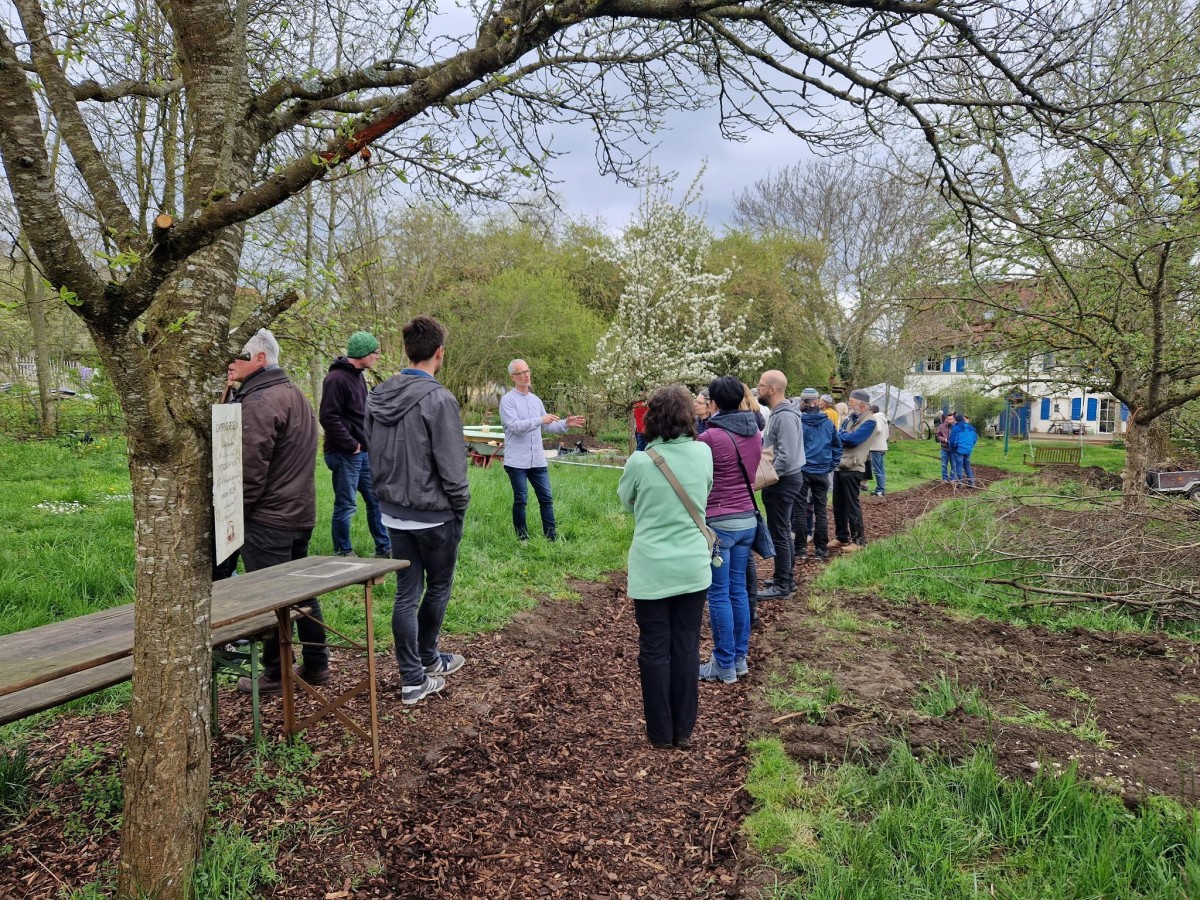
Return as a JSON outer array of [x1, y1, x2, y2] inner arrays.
[[0, 556, 407, 771]]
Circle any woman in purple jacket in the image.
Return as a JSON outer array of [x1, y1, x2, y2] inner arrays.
[[697, 376, 763, 683]]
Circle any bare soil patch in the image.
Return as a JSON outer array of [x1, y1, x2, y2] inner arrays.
[[4, 464, 1198, 898]]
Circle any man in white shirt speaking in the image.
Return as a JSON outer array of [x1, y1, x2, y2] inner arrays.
[[500, 359, 585, 541]]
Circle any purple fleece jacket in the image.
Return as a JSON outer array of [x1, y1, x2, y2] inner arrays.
[[697, 410, 763, 519]]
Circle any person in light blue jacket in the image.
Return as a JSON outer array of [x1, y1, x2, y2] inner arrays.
[[618, 384, 714, 750]]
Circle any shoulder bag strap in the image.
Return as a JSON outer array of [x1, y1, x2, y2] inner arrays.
[[718, 428, 758, 508], [646, 447, 710, 536]]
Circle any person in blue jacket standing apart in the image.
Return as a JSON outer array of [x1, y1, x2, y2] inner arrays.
[[949, 413, 978, 487]]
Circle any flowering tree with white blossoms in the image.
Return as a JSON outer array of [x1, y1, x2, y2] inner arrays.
[[589, 192, 776, 411]]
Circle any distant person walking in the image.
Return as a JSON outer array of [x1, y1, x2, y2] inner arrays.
[[499, 359, 585, 541], [949, 413, 978, 486], [367, 317, 471, 705], [618, 385, 713, 750], [228, 329, 328, 694], [319, 331, 391, 559], [868, 403, 890, 497], [936, 413, 954, 482]]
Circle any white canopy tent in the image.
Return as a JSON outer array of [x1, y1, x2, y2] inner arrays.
[[864, 383, 926, 438]]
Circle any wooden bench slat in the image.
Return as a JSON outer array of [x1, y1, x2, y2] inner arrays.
[[0, 556, 403, 700], [0, 611, 287, 725]]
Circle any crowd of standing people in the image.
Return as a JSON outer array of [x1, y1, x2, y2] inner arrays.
[[617, 375, 910, 751], [220, 328, 981, 748]]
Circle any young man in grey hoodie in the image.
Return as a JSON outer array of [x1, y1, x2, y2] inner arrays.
[[755, 369, 806, 599], [366, 316, 471, 705]]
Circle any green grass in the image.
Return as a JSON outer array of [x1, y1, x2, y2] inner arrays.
[[813, 479, 1170, 635], [913, 674, 991, 718], [745, 738, 1200, 899], [764, 664, 842, 722]]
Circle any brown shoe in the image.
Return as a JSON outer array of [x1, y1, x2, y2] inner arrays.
[[236, 672, 284, 696], [841, 542, 865, 554], [294, 665, 332, 685], [826, 538, 843, 549]]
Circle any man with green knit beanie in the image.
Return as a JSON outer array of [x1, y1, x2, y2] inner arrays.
[[319, 330, 391, 558]]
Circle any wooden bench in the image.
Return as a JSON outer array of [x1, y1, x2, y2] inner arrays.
[[0, 556, 407, 771], [1024, 445, 1083, 466]]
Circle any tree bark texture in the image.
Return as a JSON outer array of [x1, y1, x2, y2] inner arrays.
[[22, 246, 57, 436]]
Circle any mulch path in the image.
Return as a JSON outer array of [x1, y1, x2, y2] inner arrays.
[[4, 464, 1199, 898]]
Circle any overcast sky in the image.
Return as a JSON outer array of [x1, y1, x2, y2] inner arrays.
[[542, 108, 816, 233]]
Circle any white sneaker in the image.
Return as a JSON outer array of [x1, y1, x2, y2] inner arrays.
[[401, 675, 445, 705]]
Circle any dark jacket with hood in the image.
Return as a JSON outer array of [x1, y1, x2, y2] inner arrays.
[[366, 372, 470, 524], [698, 410, 763, 519], [800, 409, 843, 475], [234, 365, 318, 530], [319, 356, 368, 455]]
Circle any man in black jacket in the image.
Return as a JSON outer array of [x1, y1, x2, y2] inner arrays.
[[319, 331, 391, 559], [229, 329, 329, 694], [367, 317, 471, 705]]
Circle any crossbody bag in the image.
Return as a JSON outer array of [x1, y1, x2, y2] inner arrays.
[[645, 447, 721, 567]]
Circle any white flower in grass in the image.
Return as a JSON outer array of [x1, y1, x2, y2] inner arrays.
[[35, 500, 86, 515]]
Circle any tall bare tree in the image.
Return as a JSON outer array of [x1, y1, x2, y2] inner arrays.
[[0, 0, 1098, 893], [734, 155, 944, 390]]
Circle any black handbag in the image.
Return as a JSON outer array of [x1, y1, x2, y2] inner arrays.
[[718, 430, 776, 559]]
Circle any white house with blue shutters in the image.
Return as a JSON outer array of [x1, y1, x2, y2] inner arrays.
[[904, 351, 1129, 437]]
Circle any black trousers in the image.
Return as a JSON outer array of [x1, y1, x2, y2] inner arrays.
[[241, 521, 328, 676], [832, 471, 866, 545], [633, 590, 706, 746], [792, 470, 830, 553], [761, 472, 804, 589]]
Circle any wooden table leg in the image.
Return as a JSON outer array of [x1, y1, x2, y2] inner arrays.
[[365, 580, 380, 773], [277, 607, 295, 739]]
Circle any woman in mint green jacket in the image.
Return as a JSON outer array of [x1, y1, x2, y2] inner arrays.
[[618, 384, 714, 750]]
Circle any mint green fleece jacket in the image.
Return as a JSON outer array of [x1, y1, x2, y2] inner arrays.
[[617, 437, 714, 600]]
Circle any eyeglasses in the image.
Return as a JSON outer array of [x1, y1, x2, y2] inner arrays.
[[512, 369, 531, 376], [234, 352, 253, 362]]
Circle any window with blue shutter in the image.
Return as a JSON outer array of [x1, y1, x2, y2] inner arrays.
[[1086, 398, 1098, 421], [955, 357, 966, 372], [1121, 404, 1129, 421], [941, 356, 950, 372], [1070, 398, 1082, 420], [1040, 398, 1051, 420]]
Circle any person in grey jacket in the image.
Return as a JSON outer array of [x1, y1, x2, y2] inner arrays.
[[755, 370, 806, 599], [367, 316, 470, 705]]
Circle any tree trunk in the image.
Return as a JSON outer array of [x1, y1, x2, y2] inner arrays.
[[118, 434, 213, 898], [21, 242, 57, 437], [1122, 416, 1154, 509]]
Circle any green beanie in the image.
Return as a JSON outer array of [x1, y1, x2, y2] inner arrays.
[[346, 331, 380, 359]]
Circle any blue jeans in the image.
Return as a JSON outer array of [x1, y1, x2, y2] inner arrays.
[[389, 518, 464, 687], [940, 448, 952, 480], [870, 450, 886, 494], [953, 452, 975, 484], [325, 451, 390, 556], [504, 465, 556, 540], [708, 525, 755, 669]]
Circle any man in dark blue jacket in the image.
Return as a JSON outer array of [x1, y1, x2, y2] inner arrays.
[[794, 388, 843, 560]]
